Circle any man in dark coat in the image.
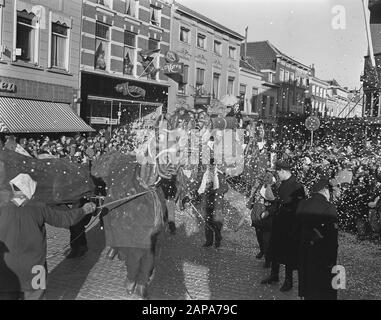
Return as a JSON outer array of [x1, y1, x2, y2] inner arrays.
[[261, 161, 305, 292], [296, 178, 338, 300]]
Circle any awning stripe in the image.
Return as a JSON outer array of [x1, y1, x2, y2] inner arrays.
[[0, 97, 95, 133]]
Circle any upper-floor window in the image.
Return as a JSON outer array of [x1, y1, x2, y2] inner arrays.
[[212, 73, 220, 99], [51, 22, 69, 70], [97, 0, 112, 9], [178, 64, 189, 94], [284, 70, 289, 82], [214, 40, 222, 56], [147, 38, 159, 79], [196, 67, 205, 92], [94, 22, 110, 71], [16, 10, 39, 64], [268, 73, 273, 83], [227, 76, 235, 95], [180, 27, 190, 43], [123, 31, 136, 75], [124, 0, 138, 18], [150, 5, 161, 27], [251, 88, 259, 113], [290, 72, 294, 82], [148, 38, 159, 51], [228, 46, 236, 59], [197, 33, 206, 49], [279, 68, 284, 82]]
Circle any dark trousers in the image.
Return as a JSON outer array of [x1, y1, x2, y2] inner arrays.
[[69, 214, 92, 250], [0, 289, 45, 300], [205, 219, 223, 246], [255, 227, 272, 262], [271, 262, 294, 282], [118, 247, 155, 286], [255, 227, 264, 253]]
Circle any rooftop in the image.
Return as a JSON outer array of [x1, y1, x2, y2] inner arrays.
[[243, 40, 310, 71], [174, 2, 245, 40]]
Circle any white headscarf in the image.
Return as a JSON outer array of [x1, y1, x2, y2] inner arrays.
[[9, 173, 37, 204]]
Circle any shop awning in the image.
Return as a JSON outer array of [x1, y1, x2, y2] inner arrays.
[[0, 97, 95, 133]]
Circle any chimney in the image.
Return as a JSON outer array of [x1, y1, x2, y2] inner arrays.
[[310, 64, 315, 77]]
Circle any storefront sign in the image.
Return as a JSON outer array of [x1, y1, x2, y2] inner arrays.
[[91, 117, 119, 125], [195, 96, 211, 106], [115, 82, 146, 98], [162, 63, 183, 74], [165, 51, 179, 63], [0, 81, 16, 93]]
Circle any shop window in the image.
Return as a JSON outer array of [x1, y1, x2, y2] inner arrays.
[[212, 73, 220, 99], [227, 76, 234, 95], [95, 22, 110, 71], [123, 31, 136, 75], [178, 65, 189, 94], [269, 96, 275, 116], [261, 95, 268, 117], [51, 22, 69, 70], [197, 33, 206, 49], [124, 0, 138, 18], [239, 84, 246, 111], [180, 27, 190, 43], [214, 40, 222, 56], [195, 68, 205, 93], [16, 10, 38, 63], [251, 88, 258, 113], [150, 5, 161, 27]]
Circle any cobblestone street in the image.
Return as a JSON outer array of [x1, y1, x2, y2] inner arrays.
[[44, 189, 381, 300]]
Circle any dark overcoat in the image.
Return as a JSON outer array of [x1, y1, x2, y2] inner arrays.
[[296, 193, 338, 300], [270, 175, 305, 268]]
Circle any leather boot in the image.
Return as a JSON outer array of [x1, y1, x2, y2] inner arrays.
[[125, 278, 136, 295], [280, 280, 293, 292], [260, 274, 279, 285], [134, 284, 148, 300]]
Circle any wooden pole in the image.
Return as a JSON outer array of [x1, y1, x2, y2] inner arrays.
[[310, 130, 314, 147], [362, 0, 376, 67]]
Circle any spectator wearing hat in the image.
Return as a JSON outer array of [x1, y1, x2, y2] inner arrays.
[[296, 178, 338, 300], [261, 160, 305, 292]]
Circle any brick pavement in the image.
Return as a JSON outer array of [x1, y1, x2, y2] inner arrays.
[[44, 188, 381, 300], [44, 188, 298, 300]]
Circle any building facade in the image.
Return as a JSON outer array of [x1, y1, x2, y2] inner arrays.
[[363, 0, 381, 117], [244, 41, 310, 118], [326, 79, 363, 118], [167, 2, 244, 113], [238, 58, 278, 122], [0, 0, 92, 133], [307, 66, 329, 117], [80, 0, 172, 131]]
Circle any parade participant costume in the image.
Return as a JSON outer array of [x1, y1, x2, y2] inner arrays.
[[296, 179, 338, 300], [0, 173, 96, 300], [198, 164, 228, 249]]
